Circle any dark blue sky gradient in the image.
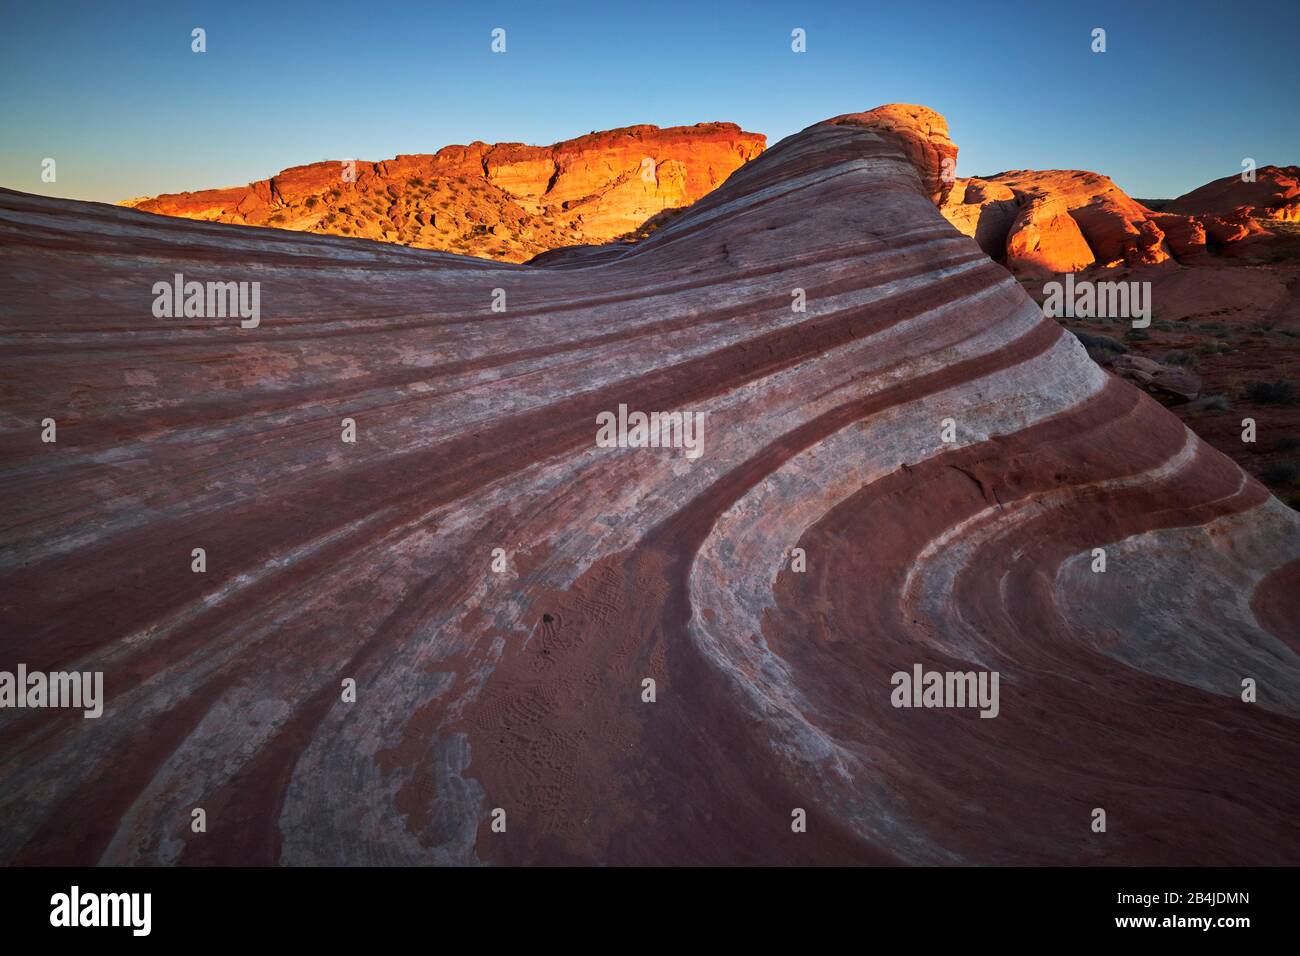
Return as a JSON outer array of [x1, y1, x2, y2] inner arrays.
[[2, 0, 1296, 202]]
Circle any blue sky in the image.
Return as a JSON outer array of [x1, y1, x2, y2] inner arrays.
[[2, 0, 1296, 203]]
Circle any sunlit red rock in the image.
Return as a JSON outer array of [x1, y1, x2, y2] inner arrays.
[[1003, 196, 1096, 275], [825, 104, 958, 205], [1167, 165, 1300, 222], [940, 167, 1281, 270], [940, 177, 1018, 258], [126, 123, 766, 262]]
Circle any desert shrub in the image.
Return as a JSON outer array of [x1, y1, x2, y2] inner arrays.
[[1260, 462, 1299, 486], [1124, 328, 1150, 342], [409, 177, 424, 187], [305, 197, 318, 209], [1243, 380, 1298, 405], [269, 213, 285, 224], [1162, 350, 1193, 366], [1189, 394, 1231, 412]]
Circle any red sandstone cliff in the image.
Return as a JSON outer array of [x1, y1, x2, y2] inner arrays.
[[125, 123, 766, 262]]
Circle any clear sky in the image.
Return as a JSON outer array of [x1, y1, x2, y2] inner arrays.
[[2, 0, 1296, 204]]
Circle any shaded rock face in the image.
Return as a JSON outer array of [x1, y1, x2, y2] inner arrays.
[[1168, 165, 1300, 222], [941, 169, 1268, 275], [125, 123, 766, 263], [941, 178, 1018, 256], [3, 105, 1299, 867]]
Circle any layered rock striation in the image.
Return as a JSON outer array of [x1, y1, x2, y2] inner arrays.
[[2, 105, 1297, 866]]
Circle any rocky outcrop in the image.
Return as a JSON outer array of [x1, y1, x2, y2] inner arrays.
[[1168, 165, 1300, 222], [1107, 353, 1201, 403], [824, 104, 958, 205], [1003, 196, 1095, 274], [3, 105, 1298, 866], [127, 123, 766, 262], [940, 178, 1019, 257], [942, 169, 1269, 275]]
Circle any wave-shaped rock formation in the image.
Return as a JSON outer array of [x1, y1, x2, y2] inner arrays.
[[2, 104, 1298, 866], [125, 123, 766, 262]]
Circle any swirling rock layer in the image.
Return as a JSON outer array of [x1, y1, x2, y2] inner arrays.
[[1, 106, 1298, 866]]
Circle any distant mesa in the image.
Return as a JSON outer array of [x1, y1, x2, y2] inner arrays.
[[125, 124, 766, 263]]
